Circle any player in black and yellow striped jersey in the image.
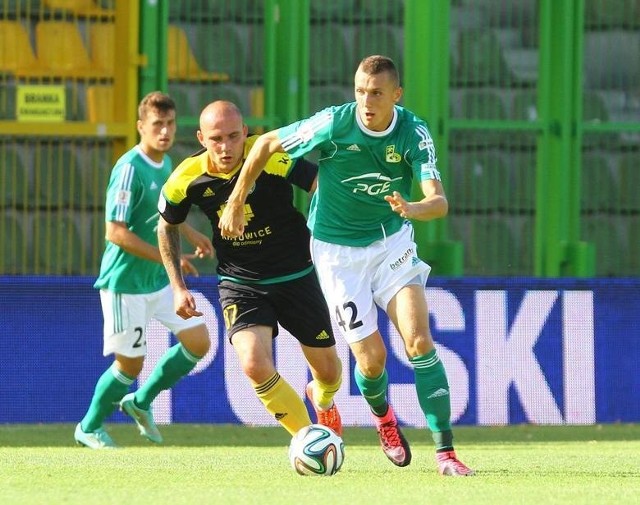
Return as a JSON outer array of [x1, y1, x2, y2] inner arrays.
[[158, 101, 343, 436]]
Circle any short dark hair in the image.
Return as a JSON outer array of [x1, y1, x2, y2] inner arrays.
[[358, 55, 400, 86], [138, 91, 175, 120]]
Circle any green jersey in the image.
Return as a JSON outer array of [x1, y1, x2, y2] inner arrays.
[[94, 146, 171, 294], [277, 102, 440, 246]]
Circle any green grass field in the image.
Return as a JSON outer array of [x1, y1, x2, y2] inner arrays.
[[1, 424, 639, 505]]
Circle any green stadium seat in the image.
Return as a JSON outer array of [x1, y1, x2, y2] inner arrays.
[[2, 0, 41, 16], [355, 0, 403, 23], [466, 215, 520, 276], [34, 212, 86, 274], [581, 215, 626, 277], [310, 23, 356, 86], [168, 24, 230, 83], [226, 0, 265, 22], [0, 82, 16, 120], [510, 150, 536, 213], [196, 83, 253, 116], [168, 83, 197, 117], [581, 153, 618, 213], [468, 0, 538, 28], [455, 29, 514, 87], [77, 142, 112, 209], [584, 30, 640, 90], [584, 0, 640, 29], [310, 0, 358, 21], [33, 143, 81, 209], [618, 152, 640, 213], [190, 22, 256, 84], [449, 150, 511, 212], [168, 0, 226, 22], [456, 89, 510, 148], [0, 143, 29, 208], [309, 85, 353, 114], [353, 24, 403, 76], [625, 216, 640, 276], [1, 212, 29, 274]]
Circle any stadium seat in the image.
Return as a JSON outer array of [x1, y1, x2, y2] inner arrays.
[[581, 153, 618, 213], [353, 24, 403, 77], [584, 30, 640, 90], [226, 0, 265, 22], [449, 149, 511, 213], [30, 21, 110, 79], [1, 212, 29, 274], [0, 20, 44, 76], [309, 23, 355, 86], [355, 0, 403, 23], [0, 143, 30, 208], [168, 24, 230, 82], [88, 22, 114, 75], [32, 143, 81, 208], [73, 141, 112, 209], [2, 0, 42, 16], [190, 22, 261, 84], [584, 0, 640, 29], [86, 85, 113, 122], [467, 0, 538, 28], [458, 89, 509, 148], [168, 0, 227, 22], [618, 152, 640, 213], [581, 215, 626, 277], [43, 0, 114, 17], [168, 84, 197, 117], [309, 84, 353, 114], [510, 150, 536, 213], [194, 83, 253, 117], [310, 0, 358, 21], [0, 82, 16, 120], [466, 215, 520, 275], [625, 216, 640, 276], [33, 212, 86, 274], [455, 29, 514, 87]]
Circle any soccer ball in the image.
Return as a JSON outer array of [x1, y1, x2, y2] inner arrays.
[[288, 424, 345, 476]]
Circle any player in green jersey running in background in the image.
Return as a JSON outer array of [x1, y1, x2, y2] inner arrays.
[[75, 91, 214, 449], [219, 55, 474, 476]]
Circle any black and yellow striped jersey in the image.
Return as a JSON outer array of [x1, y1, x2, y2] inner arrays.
[[160, 135, 317, 282]]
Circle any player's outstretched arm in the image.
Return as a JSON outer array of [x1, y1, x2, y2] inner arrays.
[[384, 180, 449, 221], [219, 130, 284, 238], [158, 216, 203, 318]]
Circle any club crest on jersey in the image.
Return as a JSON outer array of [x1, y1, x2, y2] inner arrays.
[[385, 145, 402, 163], [218, 203, 254, 224]]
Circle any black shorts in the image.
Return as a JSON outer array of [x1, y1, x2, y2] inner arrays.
[[218, 271, 336, 348]]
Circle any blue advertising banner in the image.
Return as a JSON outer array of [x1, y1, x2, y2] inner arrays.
[[0, 276, 638, 426]]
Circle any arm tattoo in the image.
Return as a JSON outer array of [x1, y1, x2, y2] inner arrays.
[[158, 223, 185, 288]]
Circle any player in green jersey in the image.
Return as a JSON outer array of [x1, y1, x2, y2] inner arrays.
[[157, 101, 343, 437], [75, 92, 214, 449], [219, 55, 474, 476]]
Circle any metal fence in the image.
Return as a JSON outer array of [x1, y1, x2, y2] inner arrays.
[[1, 0, 638, 276]]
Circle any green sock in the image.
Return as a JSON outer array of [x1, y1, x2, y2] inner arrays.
[[354, 366, 389, 416], [134, 344, 201, 410], [410, 349, 454, 450], [81, 363, 134, 433]]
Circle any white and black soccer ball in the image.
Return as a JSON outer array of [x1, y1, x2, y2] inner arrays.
[[288, 424, 345, 476]]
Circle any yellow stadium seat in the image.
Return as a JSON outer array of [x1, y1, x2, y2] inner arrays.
[[89, 22, 114, 74], [168, 25, 229, 82], [29, 21, 110, 79], [86, 85, 113, 122], [43, 0, 114, 17], [0, 20, 44, 76]]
